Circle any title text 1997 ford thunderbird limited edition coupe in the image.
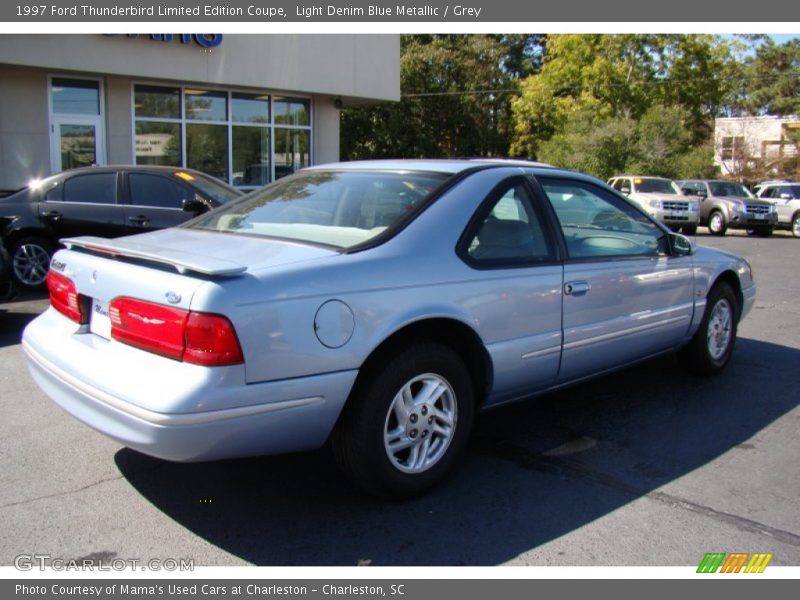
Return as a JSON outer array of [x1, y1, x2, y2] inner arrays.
[[23, 160, 755, 496]]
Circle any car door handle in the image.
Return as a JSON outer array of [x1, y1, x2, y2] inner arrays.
[[128, 215, 149, 226], [42, 211, 62, 221], [564, 281, 591, 295]]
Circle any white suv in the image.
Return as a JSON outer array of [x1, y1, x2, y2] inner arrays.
[[608, 175, 700, 235], [755, 182, 800, 238]]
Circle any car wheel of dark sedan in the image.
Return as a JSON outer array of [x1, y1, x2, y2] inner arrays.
[[679, 281, 739, 375], [11, 237, 55, 289], [332, 341, 474, 497], [708, 211, 727, 236]]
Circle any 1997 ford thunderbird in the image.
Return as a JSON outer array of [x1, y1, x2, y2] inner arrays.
[[23, 160, 755, 495]]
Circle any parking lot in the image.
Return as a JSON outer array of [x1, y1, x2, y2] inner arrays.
[[1, 231, 798, 567]]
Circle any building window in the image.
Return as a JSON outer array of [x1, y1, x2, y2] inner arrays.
[[133, 84, 312, 188], [50, 77, 105, 172], [721, 136, 745, 161]]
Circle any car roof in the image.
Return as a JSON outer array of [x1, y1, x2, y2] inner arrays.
[[612, 175, 672, 180], [305, 158, 556, 175]]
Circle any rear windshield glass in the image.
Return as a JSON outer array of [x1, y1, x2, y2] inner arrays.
[[635, 178, 679, 194], [186, 170, 448, 249]]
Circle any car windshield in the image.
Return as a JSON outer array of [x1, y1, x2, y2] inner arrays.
[[187, 170, 448, 249], [709, 182, 754, 198], [635, 178, 679, 194], [177, 171, 241, 205]]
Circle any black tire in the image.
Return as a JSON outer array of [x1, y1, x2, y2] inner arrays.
[[708, 210, 727, 236], [331, 341, 475, 497], [791, 213, 800, 238], [679, 281, 739, 375], [10, 236, 55, 290], [682, 224, 698, 236], [756, 228, 773, 238]]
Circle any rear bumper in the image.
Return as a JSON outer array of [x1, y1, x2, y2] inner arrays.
[[23, 312, 357, 462]]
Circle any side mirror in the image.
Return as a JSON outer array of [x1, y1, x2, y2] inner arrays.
[[696, 189, 708, 198], [780, 193, 792, 200], [670, 232, 695, 257], [182, 196, 207, 213], [620, 186, 631, 195]]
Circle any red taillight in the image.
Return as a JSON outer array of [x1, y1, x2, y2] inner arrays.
[[47, 271, 86, 324], [184, 312, 244, 366], [109, 297, 243, 366], [110, 297, 188, 361]]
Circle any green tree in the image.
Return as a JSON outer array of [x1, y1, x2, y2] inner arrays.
[[739, 39, 800, 115], [511, 34, 732, 158], [341, 35, 544, 159]]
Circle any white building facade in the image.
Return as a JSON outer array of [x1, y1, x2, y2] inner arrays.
[[715, 115, 799, 178], [0, 34, 400, 192]]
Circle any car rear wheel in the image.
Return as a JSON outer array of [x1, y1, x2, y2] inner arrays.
[[792, 213, 800, 238], [332, 341, 475, 497], [11, 237, 55, 289], [679, 281, 739, 375], [708, 211, 727, 236]]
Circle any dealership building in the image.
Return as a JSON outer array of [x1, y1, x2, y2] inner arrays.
[[0, 34, 400, 193]]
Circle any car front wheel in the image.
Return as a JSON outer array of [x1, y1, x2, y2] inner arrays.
[[332, 341, 475, 497], [708, 211, 727, 236], [11, 237, 55, 289], [792, 213, 800, 238], [679, 281, 739, 375]]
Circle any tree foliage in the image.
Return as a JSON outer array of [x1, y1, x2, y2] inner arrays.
[[341, 34, 798, 182], [341, 35, 544, 159]]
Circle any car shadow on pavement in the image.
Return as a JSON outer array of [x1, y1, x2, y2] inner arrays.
[[115, 337, 800, 566], [0, 293, 48, 349]]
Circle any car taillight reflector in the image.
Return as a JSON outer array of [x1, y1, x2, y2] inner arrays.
[[108, 297, 243, 366], [184, 312, 244, 366], [46, 271, 86, 324]]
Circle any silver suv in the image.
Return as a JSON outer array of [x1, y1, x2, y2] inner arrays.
[[678, 179, 777, 237], [755, 182, 800, 238], [608, 175, 699, 235]]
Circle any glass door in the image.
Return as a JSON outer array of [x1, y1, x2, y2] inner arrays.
[[49, 77, 105, 173], [51, 117, 105, 171]]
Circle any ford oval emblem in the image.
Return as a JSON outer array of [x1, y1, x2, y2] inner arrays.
[[165, 291, 181, 304]]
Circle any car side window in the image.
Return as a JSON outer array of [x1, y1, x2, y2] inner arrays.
[[464, 182, 553, 265], [61, 173, 117, 204], [129, 173, 195, 209], [611, 178, 625, 192], [538, 177, 666, 259]]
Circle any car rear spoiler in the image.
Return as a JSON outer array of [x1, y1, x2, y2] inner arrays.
[[61, 236, 247, 277]]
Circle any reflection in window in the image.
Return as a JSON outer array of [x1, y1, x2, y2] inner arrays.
[[274, 129, 310, 179], [135, 121, 181, 167], [187, 123, 228, 181], [233, 127, 270, 186], [232, 93, 270, 123], [134, 85, 180, 119], [59, 124, 97, 169], [539, 178, 665, 259], [274, 97, 310, 126], [186, 89, 227, 122], [129, 173, 193, 209], [52, 78, 100, 115], [62, 173, 117, 204]]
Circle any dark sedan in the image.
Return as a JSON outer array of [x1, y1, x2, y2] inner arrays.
[[0, 166, 242, 288]]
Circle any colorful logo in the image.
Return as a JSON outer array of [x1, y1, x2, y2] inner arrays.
[[697, 552, 773, 573]]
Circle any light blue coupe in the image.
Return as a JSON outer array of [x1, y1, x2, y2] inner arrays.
[[23, 160, 755, 495]]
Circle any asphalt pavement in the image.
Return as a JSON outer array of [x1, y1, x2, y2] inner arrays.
[[0, 231, 798, 567]]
